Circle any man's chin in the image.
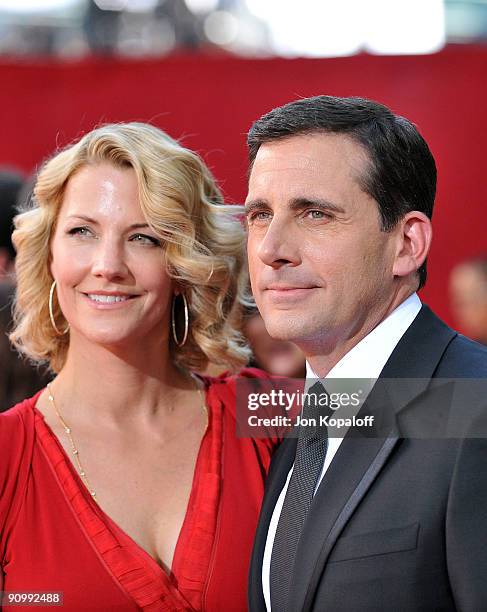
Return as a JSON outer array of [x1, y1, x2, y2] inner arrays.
[[261, 317, 303, 343]]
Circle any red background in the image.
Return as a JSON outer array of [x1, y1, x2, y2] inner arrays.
[[1, 45, 486, 324]]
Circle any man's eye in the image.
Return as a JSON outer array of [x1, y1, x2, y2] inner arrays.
[[248, 211, 272, 222], [304, 209, 333, 221], [306, 210, 328, 219], [130, 233, 161, 246]]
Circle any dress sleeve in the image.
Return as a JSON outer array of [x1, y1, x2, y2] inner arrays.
[[0, 402, 35, 566]]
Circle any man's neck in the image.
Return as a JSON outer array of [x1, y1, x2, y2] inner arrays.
[[306, 291, 419, 379]]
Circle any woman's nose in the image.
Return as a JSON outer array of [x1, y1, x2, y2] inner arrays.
[[91, 239, 129, 281]]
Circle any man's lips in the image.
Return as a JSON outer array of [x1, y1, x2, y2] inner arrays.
[[266, 284, 317, 291], [264, 285, 318, 302], [265, 283, 316, 291]]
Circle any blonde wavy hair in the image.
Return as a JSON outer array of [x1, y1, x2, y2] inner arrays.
[[10, 122, 251, 373]]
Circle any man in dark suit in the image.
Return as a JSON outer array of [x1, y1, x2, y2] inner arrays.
[[245, 96, 487, 611]]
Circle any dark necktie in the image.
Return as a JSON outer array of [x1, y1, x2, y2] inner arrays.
[[270, 380, 331, 612]]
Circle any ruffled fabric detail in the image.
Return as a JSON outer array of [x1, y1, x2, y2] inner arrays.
[[33, 382, 223, 612], [171, 385, 223, 610]]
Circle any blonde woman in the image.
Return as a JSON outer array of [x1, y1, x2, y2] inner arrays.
[[0, 124, 276, 611]]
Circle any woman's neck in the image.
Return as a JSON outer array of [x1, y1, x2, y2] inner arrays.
[[50, 336, 193, 426]]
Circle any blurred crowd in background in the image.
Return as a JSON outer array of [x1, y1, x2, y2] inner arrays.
[[0, 0, 487, 58], [0, 169, 52, 410]]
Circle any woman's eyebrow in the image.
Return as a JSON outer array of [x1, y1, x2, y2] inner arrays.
[[65, 215, 151, 230]]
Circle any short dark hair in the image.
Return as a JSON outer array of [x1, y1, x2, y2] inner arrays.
[[247, 96, 437, 289]]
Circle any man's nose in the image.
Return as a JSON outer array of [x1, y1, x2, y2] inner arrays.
[[257, 218, 301, 269], [91, 238, 128, 281]]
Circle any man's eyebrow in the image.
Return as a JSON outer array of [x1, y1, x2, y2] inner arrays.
[[244, 198, 345, 215], [289, 197, 345, 214], [65, 215, 150, 230], [244, 199, 269, 215]]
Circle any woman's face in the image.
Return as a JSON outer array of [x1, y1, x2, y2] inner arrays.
[[50, 162, 174, 350]]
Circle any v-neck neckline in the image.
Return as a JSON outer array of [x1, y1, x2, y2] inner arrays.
[[32, 380, 224, 611]]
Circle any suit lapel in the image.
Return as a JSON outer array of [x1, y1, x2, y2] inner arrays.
[[289, 305, 457, 611]]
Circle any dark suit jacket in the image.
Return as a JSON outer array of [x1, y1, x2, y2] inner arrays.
[[249, 305, 487, 612]]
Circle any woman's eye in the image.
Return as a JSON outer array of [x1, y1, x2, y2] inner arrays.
[[130, 233, 161, 246], [68, 226, 93, 237]]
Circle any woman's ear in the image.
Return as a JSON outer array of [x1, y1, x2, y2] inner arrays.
[[392, 211, 432, 279], [49, 253, 55, 280]]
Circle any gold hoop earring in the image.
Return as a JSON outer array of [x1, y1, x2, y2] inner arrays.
[[171, 293, 189, 347], [49, 280, 69, 336]]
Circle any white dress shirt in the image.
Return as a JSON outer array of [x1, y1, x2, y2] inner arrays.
[[262, 293, 422, 611]]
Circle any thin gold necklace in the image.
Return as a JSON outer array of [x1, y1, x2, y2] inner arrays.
[[47, 382, 97, 499], [47, 374, 207, 503]]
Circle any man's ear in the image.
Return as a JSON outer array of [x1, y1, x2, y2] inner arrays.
[[392, 211, 432, 278]]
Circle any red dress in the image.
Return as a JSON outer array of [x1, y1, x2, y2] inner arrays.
[[0, 369, 277, 611]]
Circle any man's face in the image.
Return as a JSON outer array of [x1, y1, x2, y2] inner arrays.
[[246, 133, 401, 353]]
